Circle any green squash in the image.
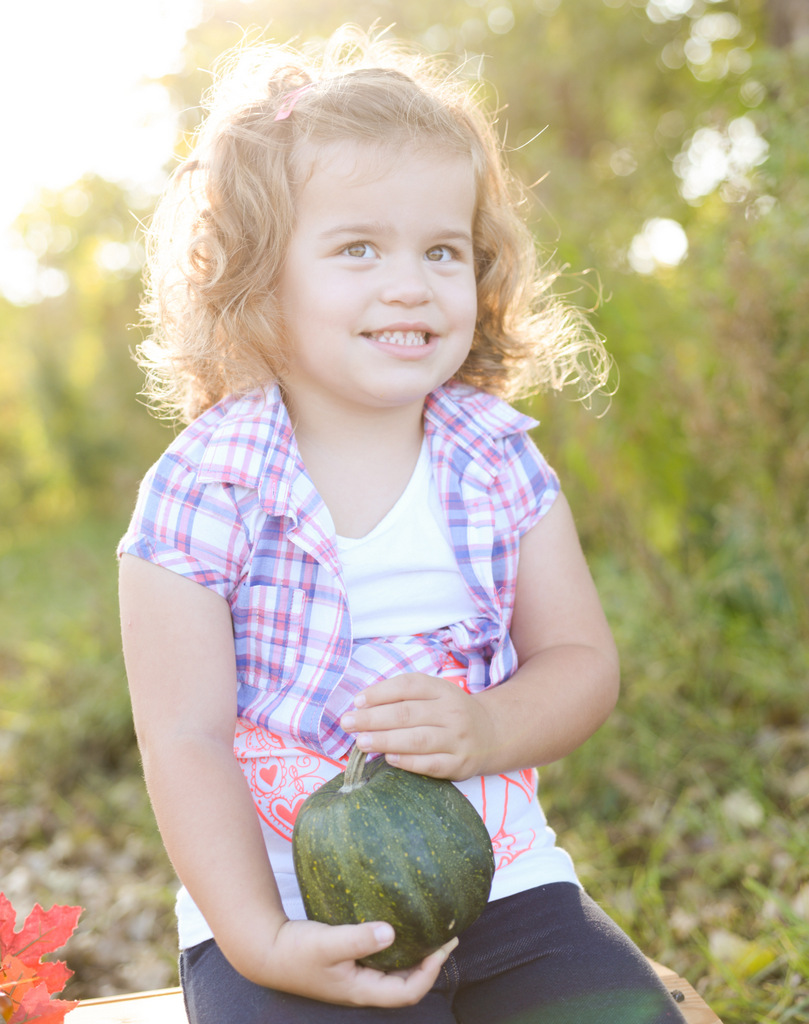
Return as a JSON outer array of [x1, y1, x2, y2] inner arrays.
[[292, 745, 495, 971]]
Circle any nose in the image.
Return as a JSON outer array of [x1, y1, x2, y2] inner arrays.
[[380, 254, 432, 306]]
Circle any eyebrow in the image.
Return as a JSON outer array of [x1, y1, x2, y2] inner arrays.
[[319, 222, 474, 246]]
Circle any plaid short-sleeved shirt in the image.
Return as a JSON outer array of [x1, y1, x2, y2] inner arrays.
[[119, 381, 583, 943], [119, 380, 560, 758]]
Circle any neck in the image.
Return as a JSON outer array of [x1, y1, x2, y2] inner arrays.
[[282, 388, 426, 459], [280, 389, 428, 538]]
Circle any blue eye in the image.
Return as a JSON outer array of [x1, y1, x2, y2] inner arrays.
[[343, 242, 375, 258], [425, 245, 455, 262]]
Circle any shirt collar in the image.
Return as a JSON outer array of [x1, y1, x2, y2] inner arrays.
[[197, 386, 308, 517], [197, 382, 538, 513], [425, 381, 537, 446], [424, 382, 538, 483]]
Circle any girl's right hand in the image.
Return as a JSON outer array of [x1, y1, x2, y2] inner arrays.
[[251, 918, 456, 1007]]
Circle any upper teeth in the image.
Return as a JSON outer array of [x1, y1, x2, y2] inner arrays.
[[373, 331, 428, 346]]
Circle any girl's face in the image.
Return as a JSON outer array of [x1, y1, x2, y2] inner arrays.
[[276, 140, 478, 424]]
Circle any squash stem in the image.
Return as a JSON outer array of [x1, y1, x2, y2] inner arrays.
[[340, 744, 368, 793]]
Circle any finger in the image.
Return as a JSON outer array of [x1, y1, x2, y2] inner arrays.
[[386, 937, 460, 988], [352, 725, 450, 759], [344, 678, 461, 735], [355, 674, 442, 709], [422, 935, 460, 969], [384, 750, 459, 778], [321, 920, 395, 965], [354, 935, 459, 1007], [343, 698, 437, 736]]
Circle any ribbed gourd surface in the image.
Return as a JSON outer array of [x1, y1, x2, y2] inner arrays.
[[293, 752, 495, 970]]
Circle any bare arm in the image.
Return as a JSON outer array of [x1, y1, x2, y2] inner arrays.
[[341, 492, 620, 779], [119, 554, 280, 972], [472, 490, 620, 773], [119, 554, 454, 1003]]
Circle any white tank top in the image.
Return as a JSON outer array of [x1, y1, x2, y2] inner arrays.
[[335, 440, 478, 637]]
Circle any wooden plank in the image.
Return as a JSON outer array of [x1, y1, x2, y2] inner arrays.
[[66, 961, 722, 1023], [65, 988, 187, 1023], [650, 960, 724, 1024]]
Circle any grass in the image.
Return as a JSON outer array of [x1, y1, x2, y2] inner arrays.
[[544, 552, 809, 1022], [1, 516, 180, 997], [1, 517, 807, 1019]]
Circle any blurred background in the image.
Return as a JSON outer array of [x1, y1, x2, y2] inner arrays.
[[1, 1, 807, 1020]]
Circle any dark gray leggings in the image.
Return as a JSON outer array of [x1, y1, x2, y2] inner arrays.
[[179, 883, 688, 1023]]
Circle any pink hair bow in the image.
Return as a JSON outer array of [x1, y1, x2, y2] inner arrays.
[[274, 84, 314, 121]]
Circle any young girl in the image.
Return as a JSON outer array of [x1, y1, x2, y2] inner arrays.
[[118, 28, 687, 1024]]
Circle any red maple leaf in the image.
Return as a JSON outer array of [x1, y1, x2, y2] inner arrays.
[[0, 894, 82, 1024], [7, 980, 79, 1024], [0, 898, 82, 968]]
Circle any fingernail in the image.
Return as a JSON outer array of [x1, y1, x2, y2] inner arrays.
[[386, 753, 400, 765], [353, 694, 367, 708], [357, 733, 372, 750], [374, 924, 394, 945], [341, 713, 356, 730]]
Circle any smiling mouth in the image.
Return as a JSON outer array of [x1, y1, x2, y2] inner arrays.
[[365, 330, 430, 347]]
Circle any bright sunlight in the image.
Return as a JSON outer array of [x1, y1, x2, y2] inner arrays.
[[0, 0, 202, 299]]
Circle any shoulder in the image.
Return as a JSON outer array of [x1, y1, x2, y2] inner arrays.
[[425, 382, 537, 441], [160, 388, 277, 466], [126, 386, 294, 548], [119, 390, 285, 584], [427, 383, 560, 529], [146, 386, 291, 491], [426, 382, 554, 476]]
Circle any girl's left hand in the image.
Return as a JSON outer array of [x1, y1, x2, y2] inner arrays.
[[339, 674, 492, 781]]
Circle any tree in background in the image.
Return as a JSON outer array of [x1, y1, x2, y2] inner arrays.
[[0, 177, 165, 545]]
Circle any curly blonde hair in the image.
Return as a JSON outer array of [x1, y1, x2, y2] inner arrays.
[[138, 26, 610, 423]]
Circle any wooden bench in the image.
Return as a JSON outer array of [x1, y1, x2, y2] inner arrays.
[[65, 960, 722, 1023]]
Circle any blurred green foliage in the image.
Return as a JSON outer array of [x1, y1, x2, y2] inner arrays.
[[1, 0, 807, 1019]]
